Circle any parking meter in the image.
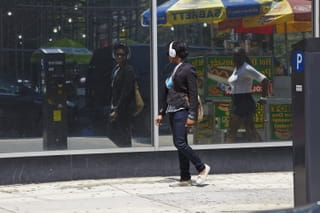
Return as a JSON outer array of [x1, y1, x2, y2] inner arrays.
[[291, 38, 320, 206], [40, 48, 68, 150]]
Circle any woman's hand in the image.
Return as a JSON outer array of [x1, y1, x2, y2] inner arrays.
[[185, 118, 195, 130], [155, 115, 163, 126], [257, 96, 267, 105], [257, 100, 267, 105], [257, 78, 269, 105], [109, 111, 118, 121]]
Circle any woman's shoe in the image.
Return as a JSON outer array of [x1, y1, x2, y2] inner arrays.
[[169, 180, 192, 187], [196, 164, 210, 185]]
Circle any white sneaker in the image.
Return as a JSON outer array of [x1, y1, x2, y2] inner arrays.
[[196, 164, 210, 185]]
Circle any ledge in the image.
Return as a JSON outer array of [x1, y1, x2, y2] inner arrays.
[[0, 142, 293, 185]]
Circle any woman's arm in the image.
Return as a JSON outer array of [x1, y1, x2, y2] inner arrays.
[[158, 86, 168, 117], [186, 65, 198, 120], [246, 64, 269, 104], [261, 78, 269, 98]]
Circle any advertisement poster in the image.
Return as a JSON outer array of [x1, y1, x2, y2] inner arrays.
[[270, 104, 292, 140], [193, 114, 215, 144], [189, 57, 215, 144], [214, 103, 264, 129], [214, 103, 230, 129], [189, 56, 205, 97], [254, 103, 265, 129], [207, 56, 233, 97], [207, 56, 273, 98]]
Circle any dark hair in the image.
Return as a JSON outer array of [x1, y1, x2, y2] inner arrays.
[[232, 47, 252, 67], [113, 41, 130, 57], [168, 40, 189, 59]]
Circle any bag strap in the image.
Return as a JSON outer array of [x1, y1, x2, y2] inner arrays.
[[171, 62, 183, 79]]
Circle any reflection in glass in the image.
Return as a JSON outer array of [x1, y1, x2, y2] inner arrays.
[[154, 10, 311, 146], [0, 0, 151, 152]]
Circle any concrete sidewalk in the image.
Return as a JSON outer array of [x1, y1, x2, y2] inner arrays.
[[0, 172, 293, 213]]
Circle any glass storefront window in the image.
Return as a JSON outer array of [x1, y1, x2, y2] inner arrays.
[[0, 0, 152, 152], [0, 0, 312, 153], [152, 2, 312, 146]]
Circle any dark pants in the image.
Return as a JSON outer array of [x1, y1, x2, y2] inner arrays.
[[226, 93, 262, 143], [231, 93, 255, 117], [169, 110, 205, 181], [108, 113, 132, 147]]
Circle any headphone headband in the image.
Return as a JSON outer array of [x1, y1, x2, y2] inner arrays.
[[168, 41, 176, 58]]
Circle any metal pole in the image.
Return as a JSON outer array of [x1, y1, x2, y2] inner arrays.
[[151, 0, 159, 150], [0, 9, 3, 73], [284, 23, 289, 72], [313, 0, 320, 38]]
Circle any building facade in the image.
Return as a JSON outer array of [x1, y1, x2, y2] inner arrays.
[[0, 0, 306, 184]]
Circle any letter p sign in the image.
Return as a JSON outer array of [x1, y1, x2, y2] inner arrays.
[[293, 51, 304, 72]]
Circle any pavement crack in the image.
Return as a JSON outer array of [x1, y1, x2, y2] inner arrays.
[[108, 183, 192, 212], [0, 206, 16, 213]]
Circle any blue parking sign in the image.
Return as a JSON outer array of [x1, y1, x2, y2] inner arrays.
[[292, 51, 304, 73]]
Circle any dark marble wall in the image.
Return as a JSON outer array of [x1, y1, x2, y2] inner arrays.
[[0, 146, 292, 185]]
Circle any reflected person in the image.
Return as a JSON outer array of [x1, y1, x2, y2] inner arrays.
[[108, 42, 136, 147], [226, 47, 269, 143]]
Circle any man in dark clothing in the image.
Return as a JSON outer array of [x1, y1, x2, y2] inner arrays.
[[108, 42, 136, 147], [85, 47, 114, 136]]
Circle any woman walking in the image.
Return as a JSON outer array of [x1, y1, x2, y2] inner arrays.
[[155, 40, 210, 186]]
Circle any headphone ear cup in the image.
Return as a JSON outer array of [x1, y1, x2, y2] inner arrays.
[[112, 51, 116, 59], [169, 42, 176, 57]]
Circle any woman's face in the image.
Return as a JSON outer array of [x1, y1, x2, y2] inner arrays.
[[115, 48, 127, 64]]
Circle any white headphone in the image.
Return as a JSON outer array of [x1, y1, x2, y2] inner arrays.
[[168, 41, 176, 58]]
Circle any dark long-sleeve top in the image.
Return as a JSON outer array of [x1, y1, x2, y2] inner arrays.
[[110, 63, 135, 115], [159, 62, 198, 119]]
